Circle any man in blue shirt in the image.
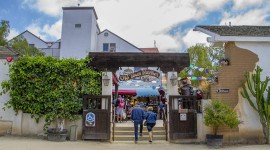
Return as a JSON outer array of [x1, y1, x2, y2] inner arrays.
[[131, 103, 144, 143]]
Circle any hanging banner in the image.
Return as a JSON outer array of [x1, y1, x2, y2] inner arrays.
[[119, 69, 160, 81]]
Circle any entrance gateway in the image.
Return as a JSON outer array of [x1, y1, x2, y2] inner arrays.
[[82, 52, 200, 142]]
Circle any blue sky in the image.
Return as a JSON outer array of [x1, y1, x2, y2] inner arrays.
[[1, 0, 270, 52]]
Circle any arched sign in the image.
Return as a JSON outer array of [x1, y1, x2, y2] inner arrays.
[[85, 112, 95, 127], [119, 69, 160, 81]]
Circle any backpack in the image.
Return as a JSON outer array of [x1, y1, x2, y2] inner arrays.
[[118, 99, 124, 108]]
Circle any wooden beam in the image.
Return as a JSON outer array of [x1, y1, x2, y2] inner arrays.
[[89, 52, 190, 73]]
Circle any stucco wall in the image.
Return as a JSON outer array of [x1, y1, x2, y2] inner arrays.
[[60, 9, 94, 59], [22, 31, 48, 49], [210, 42, 265, 144], [0, 60, 22, 135], [21, 113, 83, 139]]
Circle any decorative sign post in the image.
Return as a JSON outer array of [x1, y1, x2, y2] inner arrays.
[[85, 112, 95, 127]]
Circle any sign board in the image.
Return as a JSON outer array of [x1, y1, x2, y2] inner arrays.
[[119, 69, 160, 81], [180, 113, 187, 121], [216, 88, 229, 93], [85, 112, 95, 127]]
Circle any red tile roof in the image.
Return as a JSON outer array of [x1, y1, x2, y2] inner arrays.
[[140, 48, 159, 53]]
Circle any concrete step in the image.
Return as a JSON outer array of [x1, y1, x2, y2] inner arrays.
[[114, 130, 166, 135], [114, 126, 165, 131], [113, 134, 166, 141]]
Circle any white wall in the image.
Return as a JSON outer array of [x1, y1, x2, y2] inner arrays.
[[97, 30, 141, 52], [0, 60, 22, 135], [40, 48, 60, 58], [235, 42, 270, 82], [60, 8, 96, 59], [90, 13, 98, 52], [22, 31, 48, 49]]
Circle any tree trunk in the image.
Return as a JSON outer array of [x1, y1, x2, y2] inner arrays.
[[261, 121, 269, 144], [57, 119, 65, 132]]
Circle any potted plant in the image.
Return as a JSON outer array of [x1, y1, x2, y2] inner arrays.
[[204, 100, 240, 147]]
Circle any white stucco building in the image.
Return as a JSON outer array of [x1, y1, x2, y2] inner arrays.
[[10, 7, 144, 59]]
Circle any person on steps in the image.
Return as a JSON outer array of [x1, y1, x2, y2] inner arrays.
[[131, 103, 144, 143], [144, 106, 157, 143]]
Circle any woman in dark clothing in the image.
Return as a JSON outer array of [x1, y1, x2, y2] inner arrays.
[[144, 106, 157, 142]]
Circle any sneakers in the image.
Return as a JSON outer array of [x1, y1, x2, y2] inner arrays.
[[139, 133, 142, 137], [149, 140, 152, 143], [135, 140, 138, 144]]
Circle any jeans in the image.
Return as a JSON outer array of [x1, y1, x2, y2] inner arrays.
[[133, 120, 143, 141]]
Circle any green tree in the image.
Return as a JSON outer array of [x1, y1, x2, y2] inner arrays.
[[0, 20, 10, 46], [180, 44, 224, 87], [1, 56, 101, 131], [241, 66, 270, 144]]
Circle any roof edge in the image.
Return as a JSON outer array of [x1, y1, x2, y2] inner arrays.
[[62, 7, 98, 20], [99, 29, 143, 52]]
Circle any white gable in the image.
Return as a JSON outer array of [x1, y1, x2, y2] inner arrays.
[[97, 30, 142, 52], [21, 31, 48, 49]]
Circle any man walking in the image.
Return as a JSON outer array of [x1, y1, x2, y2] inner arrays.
[[131, 103, 144, 143]]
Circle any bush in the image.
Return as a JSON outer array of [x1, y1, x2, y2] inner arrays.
[[204, 100, 240, 135], [1, 56, 101, 130]]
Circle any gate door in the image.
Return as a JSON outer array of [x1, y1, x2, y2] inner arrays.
[[169, 95, 199, 140], [82, 95, 111, 140]]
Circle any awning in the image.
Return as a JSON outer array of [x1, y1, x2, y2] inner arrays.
[[112, 90, 136, 96], [136, 88, 160, 97], [112, 88, 160, 97]]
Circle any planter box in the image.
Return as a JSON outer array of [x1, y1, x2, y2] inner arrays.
[[206, 134, 223, 148], [47, 128, 68, 142]]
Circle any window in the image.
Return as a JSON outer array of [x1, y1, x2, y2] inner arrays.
[[103, 43, 109, 52], [110, 43, 116, 52], [75, 24, 81, 28], [103, 43, 116, 52], [29, 44, 35, 47], [104, 32, 109, 37]]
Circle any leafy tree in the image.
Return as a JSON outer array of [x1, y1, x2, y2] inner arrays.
[[0, 20, 10, 46], [9, 36, 44, 56], [180, 44, 224, 87], [1, 56, 101, 131], [241, 66, 270, 144]]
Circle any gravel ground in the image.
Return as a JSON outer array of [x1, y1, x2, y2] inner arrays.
[[0, 135, 270, 150]]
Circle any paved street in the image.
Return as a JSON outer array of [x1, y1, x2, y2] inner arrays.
[[0, 135, 270, 150]]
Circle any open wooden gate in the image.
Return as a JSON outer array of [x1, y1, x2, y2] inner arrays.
[[82, 95, 111, 140], [169, 95, 201, 140]]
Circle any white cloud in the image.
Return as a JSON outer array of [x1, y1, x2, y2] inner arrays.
[[26, 20, 62, 41], [7, 28, 20, 40], [232, 0, 264, 10], [23, 0, 78, 17], [182, 29, 209, 50], [43, 19, 62, 40], [20, 0, 270, 52], [220, 9, 269, 25], [26, 23, 47, 40]]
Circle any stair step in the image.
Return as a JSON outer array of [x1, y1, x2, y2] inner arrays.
[[114, 130, 165, 135], [114, 126, 165, 131], [114, 135, 166, 141]]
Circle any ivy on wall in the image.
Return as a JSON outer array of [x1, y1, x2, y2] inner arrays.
[[1, 56, 101, 129]]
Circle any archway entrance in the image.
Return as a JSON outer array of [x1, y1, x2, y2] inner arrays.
[[83, 52, 196, 142]]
